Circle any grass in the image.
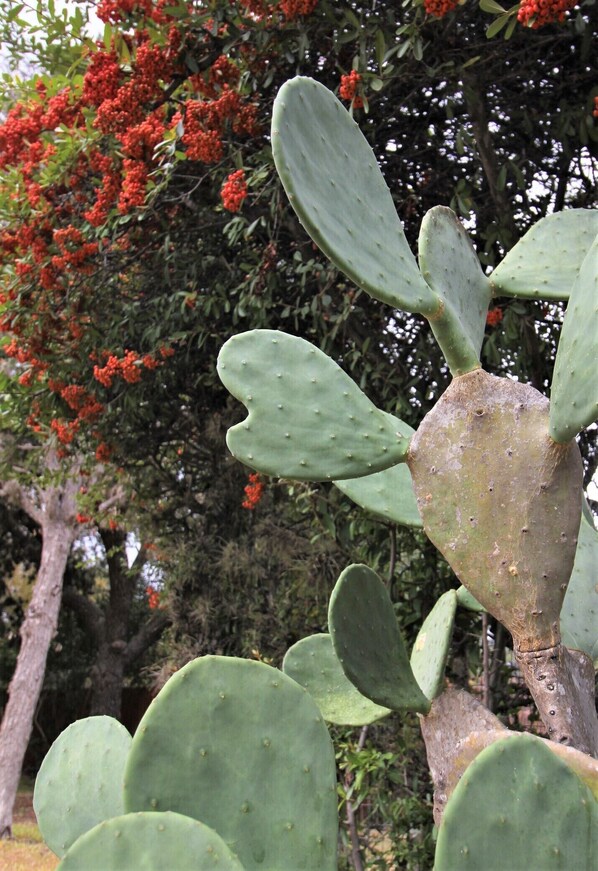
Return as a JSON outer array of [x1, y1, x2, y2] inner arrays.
[[0, 779, 59, 871]]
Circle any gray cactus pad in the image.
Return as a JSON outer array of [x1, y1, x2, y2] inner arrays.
[[34, 716, 131, 858], [123, 656, 338, 871], [283, 633, 391, 725]]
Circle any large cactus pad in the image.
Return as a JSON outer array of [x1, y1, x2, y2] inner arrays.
[[34, 716, 131, 858], [435, 734, 598, 870], [123, 656, 338, 871], [272, 77, 438, 316]]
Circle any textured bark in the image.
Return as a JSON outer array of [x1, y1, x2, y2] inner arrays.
[[515, 644, 598, 757], [421, 689, 598, 829], [419, 687, 506, 826], [0, 473, 79, 838]]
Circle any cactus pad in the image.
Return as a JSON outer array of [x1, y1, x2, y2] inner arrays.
[[560, 513, 598, 665], [435, 733, 598, 870], [418, 206, 491, 375], [333, 445, 422, 527], [490, 209, 598, 300], [549, 232, 598, 443], [34, 716, 131, 858], [328, 564, 430, 714], [408, 368, 583, 653], [57, 812, 245, 870], [282, 633, 391, 725], [456, 585, 485, 612], [218, 329, 410, 480], [410, 590, 457, 699], [123, 656, 338, 871], [272, 77, 439, 316]]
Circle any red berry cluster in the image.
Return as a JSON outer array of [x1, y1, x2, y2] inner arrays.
[[517, 0, 576, 27], [242, 473, 263, 509], [424, 0, 460, 18], [486, 307, 503, 327], [221, 169, 248, 213], [339, 71, 363, 108], [146, 585, 162, 609]]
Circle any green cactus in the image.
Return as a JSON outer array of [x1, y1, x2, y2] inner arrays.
[[418, 205, 491, 375], [36, 75, 598, 871], [560, 512, 598, 665], [57, 812, 245, 870], [549, 233, 598, 444], [410, 590, 457, 700], [434, 734, 598, 870], [407, 367, 583, 654], [332, 453, 422, 528], [124, 656, 338, 871], [217, 329, 410, 480], [33, 716, 131, 858], [271, 77, 437, 316], [455, 585, 485, 612], [489, 210, 598, 300], [328, 564, 431, 714], [282, 633, 391, 725]]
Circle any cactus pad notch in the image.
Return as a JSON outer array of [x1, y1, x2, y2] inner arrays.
[[217, 329, 411, 480]]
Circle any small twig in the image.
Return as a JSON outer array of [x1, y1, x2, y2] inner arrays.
[[482, 612, 490, 710]]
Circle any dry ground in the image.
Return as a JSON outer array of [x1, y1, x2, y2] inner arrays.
[[0, 784, 58, 871]]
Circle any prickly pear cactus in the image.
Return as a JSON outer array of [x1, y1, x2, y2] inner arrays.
[[33, 716, 131, 857], [57, 812, 245, 871], [124, 656, 338, 871], [218, 74, 598, 756], [434, 734, 598, 870], [407, 368, 583, 654]]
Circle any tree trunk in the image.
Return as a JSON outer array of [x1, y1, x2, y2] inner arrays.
[[62, 530, 169, 720], [0, 520, 76, 837]]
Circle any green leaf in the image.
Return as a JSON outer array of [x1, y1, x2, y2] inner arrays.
[[479, 0, 507, 13]]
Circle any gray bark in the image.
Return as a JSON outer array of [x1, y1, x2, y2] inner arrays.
[[0, 474, 79, 838]]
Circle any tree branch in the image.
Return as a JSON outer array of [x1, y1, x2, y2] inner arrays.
[[124, 611, 170, 668]]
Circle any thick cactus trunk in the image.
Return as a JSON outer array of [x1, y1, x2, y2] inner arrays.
[[408, 369, 598, 754]]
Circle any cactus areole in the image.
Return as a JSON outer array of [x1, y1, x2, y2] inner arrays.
[[408, 369, 583, 654]]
